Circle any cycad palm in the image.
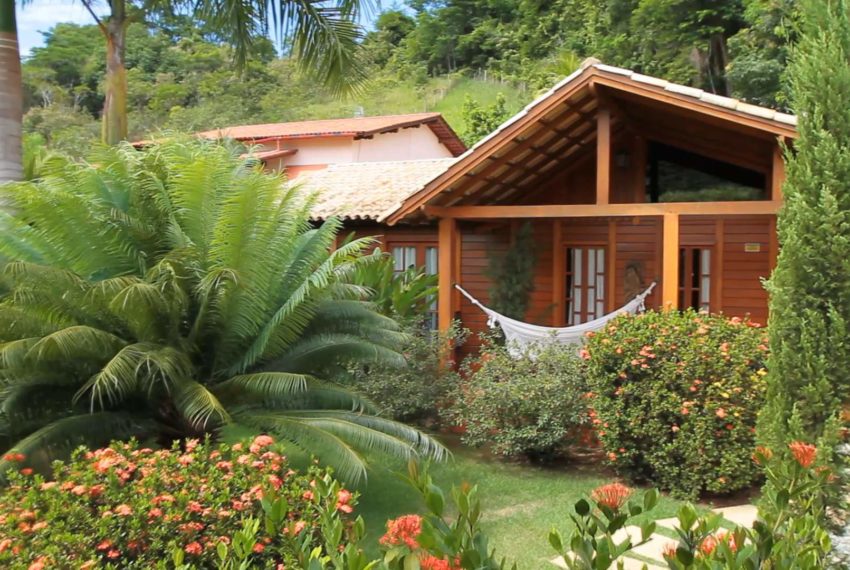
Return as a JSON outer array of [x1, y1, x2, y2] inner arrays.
[[0, 140, 445, 481]]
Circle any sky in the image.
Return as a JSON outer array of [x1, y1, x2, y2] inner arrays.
[[16, 2, 96, 55]]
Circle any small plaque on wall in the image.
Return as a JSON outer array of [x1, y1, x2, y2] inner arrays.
[[744, 243, 762, 253]]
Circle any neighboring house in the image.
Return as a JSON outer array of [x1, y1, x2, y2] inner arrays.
[[195, 113, 465, 177], [180, 61, 797, 357]]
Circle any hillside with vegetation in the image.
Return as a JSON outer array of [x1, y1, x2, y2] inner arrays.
[[22, 0, 794, 152]]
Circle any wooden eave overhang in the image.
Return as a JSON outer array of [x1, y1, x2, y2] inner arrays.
[[384, 64, 798, 225]]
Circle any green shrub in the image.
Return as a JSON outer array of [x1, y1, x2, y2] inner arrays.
[[584, 310, 769, 498], [0, 437, 361, 569], [349, 324, 466, 426], [351, 248, 438, 322], [446, 337, 589, 461]]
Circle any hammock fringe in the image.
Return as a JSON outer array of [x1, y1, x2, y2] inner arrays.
[[454, 282, 656, 357]]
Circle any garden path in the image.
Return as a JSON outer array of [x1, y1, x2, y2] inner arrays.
[[549, 503, 758, 569]]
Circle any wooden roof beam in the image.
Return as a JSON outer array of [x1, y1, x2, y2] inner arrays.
[[425, 200, 781, 219]]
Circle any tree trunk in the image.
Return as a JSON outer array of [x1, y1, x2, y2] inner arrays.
[[0, 0, 22, 183], [101, 1, 128, 145]]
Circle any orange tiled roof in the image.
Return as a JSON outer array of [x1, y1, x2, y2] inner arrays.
[[197, 113, 467, 156], [294, 158, 456, 221]]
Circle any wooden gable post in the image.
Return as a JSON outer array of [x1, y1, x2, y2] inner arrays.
[[661, 213, 680, 310], [438, 217, 458, 331], [596, 104, 612, 205], [771, 140, 785, 203]]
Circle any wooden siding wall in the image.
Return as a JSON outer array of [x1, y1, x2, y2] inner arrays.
[[559, 218, 662, 315], [457, 223, 508, 359], [344, 215, 772, 362], [680, 215, 772, 324], [344, 223, 437, 252]]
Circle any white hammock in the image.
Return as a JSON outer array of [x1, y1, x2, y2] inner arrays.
[[455, 282, 656, 357]]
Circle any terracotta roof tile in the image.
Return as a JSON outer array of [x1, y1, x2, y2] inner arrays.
[[294, 159, 456, 221], [196, 113, 467, 156]]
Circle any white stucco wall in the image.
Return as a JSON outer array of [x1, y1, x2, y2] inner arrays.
[[353, 127, 454, 162], [259, 126, 453, 171]]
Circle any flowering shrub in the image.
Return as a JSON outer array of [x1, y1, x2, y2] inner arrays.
[[551, 441, 832, 570], [0, 437, 363, 569], [549, 482, 659, 570], [584, 310, 769, 497], [380, 461, 516, 570], [446, 336, 589, 461]]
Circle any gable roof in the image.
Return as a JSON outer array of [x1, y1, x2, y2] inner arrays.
[[295, 158, 456, 222], [197, 113, 467, 156], [384, 61, 798, 224]]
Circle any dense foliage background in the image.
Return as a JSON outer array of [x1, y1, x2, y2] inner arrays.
[[21, 0, 796, 151]]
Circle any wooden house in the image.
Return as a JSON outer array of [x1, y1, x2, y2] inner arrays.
[[177, 62, 798, 356], [377, 61, 795, 355]]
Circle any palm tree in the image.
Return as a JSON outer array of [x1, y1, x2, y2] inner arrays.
[[0, 139, 445, 481], [0, 0, 368, 183], [0, 0, 22, 183]]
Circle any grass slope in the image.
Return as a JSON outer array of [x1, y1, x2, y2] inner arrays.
[[354, 442, 684, 569], [343, 76, 528, 134]]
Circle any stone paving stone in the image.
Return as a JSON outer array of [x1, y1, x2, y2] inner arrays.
[[549, 504, 757, 569], [715, 504, 758, 528], [550, 555, 665, 569], [654, 517, 679, 531]]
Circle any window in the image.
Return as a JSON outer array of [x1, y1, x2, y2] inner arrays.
[[565, 247, 606, 325], [392, 246, 417, 273], [390, 244, 439, 330], [424, 247, 438, 330], [679, 247, 711, 312]]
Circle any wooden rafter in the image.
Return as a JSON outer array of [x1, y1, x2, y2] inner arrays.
[[425, 94, 597, 207]]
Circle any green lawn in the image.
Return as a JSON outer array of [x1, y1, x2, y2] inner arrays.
[[353, 439, 686, 569]]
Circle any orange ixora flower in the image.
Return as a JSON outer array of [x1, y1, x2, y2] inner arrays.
[[421, 555, 461, 570], [591, 483, 632, 510], [379, 514, 423, 550], [789, 441, 817, 468], [662, 543, 678, 559], [752, 446, 773, 465]]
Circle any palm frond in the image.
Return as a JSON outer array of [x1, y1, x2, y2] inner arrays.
[[0, 412, 156, 481], [27, 326, 126, 363], [234, 411, 369, 483], [269, 333, 405, 374], [283, 410, 448, 461], [172, 378, 231, 430], [213, 371, 312, 398]]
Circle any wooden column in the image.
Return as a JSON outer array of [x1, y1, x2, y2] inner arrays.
[[438, 217, 458, 332], [771, 142, 785, 203], [607, 219, 617, 311], [552, 220, 565, 326], [714, 219, 725, 312], [596, 105, 611, 205], [661, 213, 680, 310]]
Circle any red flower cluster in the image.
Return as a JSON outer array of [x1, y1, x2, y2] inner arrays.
[[0, 437, 351, 568], [591, 483, 632, 510], [421, 554, 461, 569], [379, 514, 423, 549], [789, 441, 817, 468]]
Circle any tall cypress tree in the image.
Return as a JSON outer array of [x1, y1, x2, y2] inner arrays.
[[758, 0, 850, 448]]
